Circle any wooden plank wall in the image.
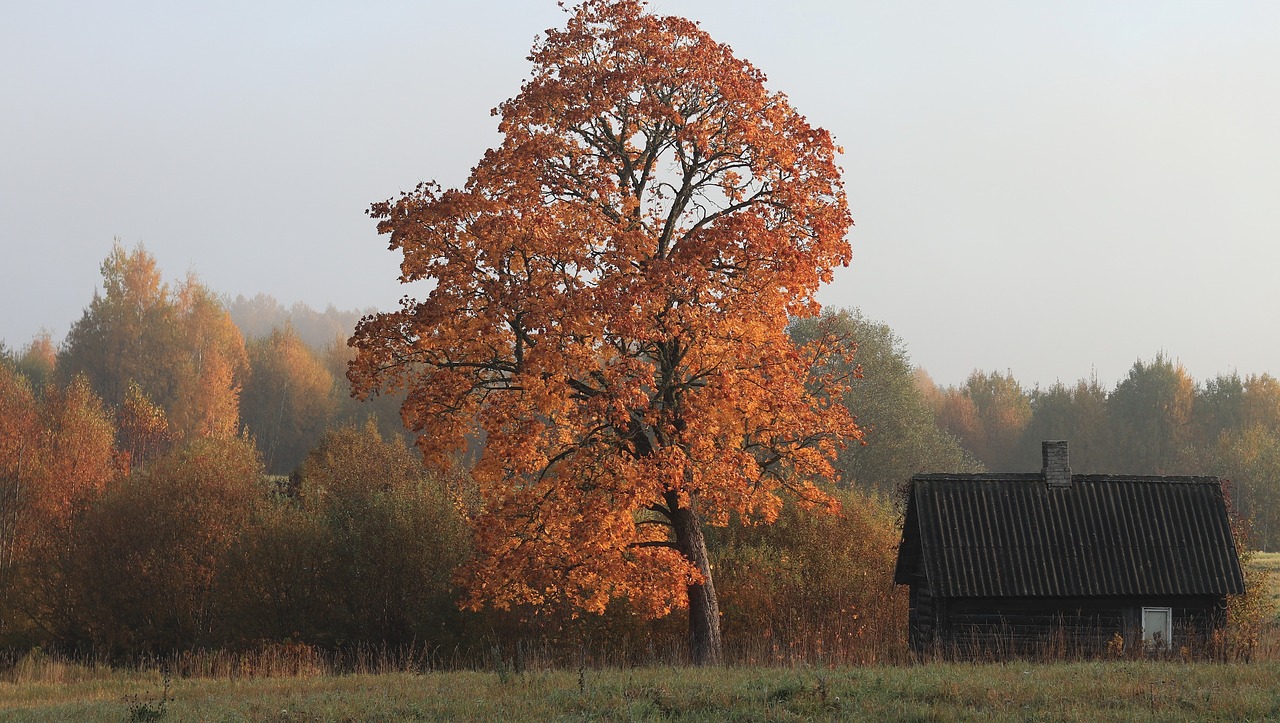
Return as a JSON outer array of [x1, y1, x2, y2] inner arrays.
[[908, 592, 1226, 658]]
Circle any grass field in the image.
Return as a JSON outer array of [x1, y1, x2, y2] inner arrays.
[[2, 660, 1280, 721], [1251, 551, 1280, 622]]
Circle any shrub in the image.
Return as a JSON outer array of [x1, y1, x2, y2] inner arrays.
[[712, 488, 907, 664]]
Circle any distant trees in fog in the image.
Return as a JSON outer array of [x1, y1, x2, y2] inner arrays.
[[927, 354, 1280, 549]]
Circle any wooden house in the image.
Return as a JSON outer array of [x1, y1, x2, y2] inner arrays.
[[893, 441, 1245, 656]]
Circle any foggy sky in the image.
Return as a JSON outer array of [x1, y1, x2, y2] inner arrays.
[[3, 1, 1278, 389]]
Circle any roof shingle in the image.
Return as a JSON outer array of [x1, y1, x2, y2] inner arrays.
[[894, 474, 1245, 597]]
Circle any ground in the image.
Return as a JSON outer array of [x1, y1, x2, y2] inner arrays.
[[2, 662, 1280, 721]]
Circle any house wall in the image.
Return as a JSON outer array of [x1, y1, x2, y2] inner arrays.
[[906, 573, 935, 651], [908, 589, 1226, 657]]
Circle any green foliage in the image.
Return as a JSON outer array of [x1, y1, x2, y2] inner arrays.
[[1198, 373, 1248, 449], [14, 332, 56, 391], [322, 340, 413, 448], [282, 422, 470, 648], [928, 354, 1280, 559], [1197, 373, 1280, 447], [216, 497, 333, 645], [1018, 378, 1111, 471], [59, 243, 180, 411], [1107, 353, 1197, 474], [790, 309, 980, 494]]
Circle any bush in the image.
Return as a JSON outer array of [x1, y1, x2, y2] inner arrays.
[[712, 488, 907, 664], [281, 422, 471, 648], [67, 437, 263, 653]]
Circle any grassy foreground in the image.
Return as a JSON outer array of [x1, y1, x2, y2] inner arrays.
[[1252, 550, 1280, 621], [2, 661, 1280, 721]]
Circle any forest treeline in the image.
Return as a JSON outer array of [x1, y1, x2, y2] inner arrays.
[[923, 359, 1280, 550], [0, 242, 1273, 661]]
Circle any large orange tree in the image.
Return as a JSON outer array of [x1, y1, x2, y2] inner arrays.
[[350, 0, 856, 664]]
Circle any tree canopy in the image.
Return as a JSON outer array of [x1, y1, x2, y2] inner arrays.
[[59, 242, 247, 443], [789, 309, 978, 494], [350, 0, 856, 664]]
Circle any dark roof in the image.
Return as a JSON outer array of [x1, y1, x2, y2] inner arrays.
[[894, 474, 1245, 598]]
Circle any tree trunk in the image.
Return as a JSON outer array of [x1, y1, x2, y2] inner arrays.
[[669, 494, 723, 666]]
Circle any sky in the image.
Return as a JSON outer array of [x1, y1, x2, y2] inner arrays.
[[3, 1, 1278, 389]]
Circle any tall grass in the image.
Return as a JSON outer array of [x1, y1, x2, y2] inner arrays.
[[2, 615, 1275, 690]]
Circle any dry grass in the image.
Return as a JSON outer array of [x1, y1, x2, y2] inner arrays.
[[3, 658, 1280, 721], [1249, 551, 1280, 622]]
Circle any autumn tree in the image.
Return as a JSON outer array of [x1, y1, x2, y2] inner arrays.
[[170, 279, 247, 439], [240, 325, 336, 474], [15, 332, 57, 391], [0, 370, 118, 643], [0, 366, 40, 630], [59, 242, 247, 442], [115, 382, 175, 474], [923, 379, 983, 458], [17, 376, 119, 642], [712, 488, 905, 663], [350, 0, 855, 664], [35, 377, 118, 518], [961, 370, 1032, 469]]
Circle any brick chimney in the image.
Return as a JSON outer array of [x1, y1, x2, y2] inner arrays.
[[1042, 440, 1071, 488]]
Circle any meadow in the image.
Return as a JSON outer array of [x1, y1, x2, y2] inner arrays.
[[1251, 551, 1280, 620], [3, 657, 1280, 721]]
